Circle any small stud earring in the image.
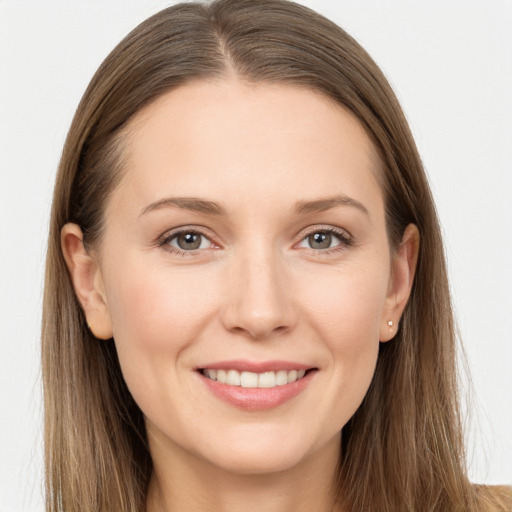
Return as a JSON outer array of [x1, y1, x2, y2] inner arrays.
[[387, 320, 394, 327]]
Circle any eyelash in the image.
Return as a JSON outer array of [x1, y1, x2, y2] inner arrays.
[[298, 226, 353, 255], [158, 226, 353, 257], [158, 229, 214, 257]]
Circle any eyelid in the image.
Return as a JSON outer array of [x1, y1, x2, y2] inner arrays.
[[298, 224, 352, 240], [294, 224, 354, 254], [157, 226, 220, 256]]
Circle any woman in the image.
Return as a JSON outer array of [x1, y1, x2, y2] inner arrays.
[[41, 0, 511, 510]]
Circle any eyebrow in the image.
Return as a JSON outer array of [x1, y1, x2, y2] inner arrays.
[[139, 194, 369, 218], [140, 197, 227, 217], [294, 195, 369, 216]]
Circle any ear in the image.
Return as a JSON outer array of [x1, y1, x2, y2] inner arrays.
[[380, 223, 420, 342], [61, 223, 113, 340]]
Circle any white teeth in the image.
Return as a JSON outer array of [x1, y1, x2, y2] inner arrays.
[[240, 371, 258, 388], [275, 370, 288, 386], [216, 369, 227, 384], [202, 368, 309, 388], [258, 371, 276, 388], [226, 369, 241, 386]]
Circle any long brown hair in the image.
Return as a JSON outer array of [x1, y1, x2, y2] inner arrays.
[[42, 1, 511, 511]]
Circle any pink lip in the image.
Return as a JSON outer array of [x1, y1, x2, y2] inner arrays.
[[195, 361, 317, 411]]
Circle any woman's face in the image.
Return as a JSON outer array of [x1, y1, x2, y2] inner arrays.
[[67, 80, 416, 475]]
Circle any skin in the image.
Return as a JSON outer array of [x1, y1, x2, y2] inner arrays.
[[62, 79, 419, 512]]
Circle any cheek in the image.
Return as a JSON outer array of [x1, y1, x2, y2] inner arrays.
[[300, 261, 389, 343], [106, 261, 214, 348], [102, 260, 217, 398], [297, 264, 387, 425]]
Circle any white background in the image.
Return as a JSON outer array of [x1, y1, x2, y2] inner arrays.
[[1, 1, 511, 510]]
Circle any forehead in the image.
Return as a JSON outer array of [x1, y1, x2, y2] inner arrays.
[[111, 79, 383, 219]]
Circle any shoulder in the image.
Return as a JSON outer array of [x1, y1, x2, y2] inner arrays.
[[473, 484, 512, 512]]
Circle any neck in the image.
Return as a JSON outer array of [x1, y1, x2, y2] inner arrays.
[[146, 433, 342, 512]]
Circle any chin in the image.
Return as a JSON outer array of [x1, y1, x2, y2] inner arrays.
[[204, 445, 308, 475], [193, 426, 337, 476]]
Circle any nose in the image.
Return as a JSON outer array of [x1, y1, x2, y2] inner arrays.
[[220, 246, 297, 340]]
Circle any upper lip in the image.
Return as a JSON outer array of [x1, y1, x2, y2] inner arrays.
[[196, 359, 315, 373]]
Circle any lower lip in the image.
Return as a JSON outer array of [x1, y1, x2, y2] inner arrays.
[[198, 370, 316, 411]]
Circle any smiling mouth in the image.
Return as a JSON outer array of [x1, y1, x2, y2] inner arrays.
[[199, 368, 314, 388]]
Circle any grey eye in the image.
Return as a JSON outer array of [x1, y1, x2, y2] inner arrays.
[[307, 232, 334, 249], [168, 232, 210, 251], [298, 230, 347, 250]]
